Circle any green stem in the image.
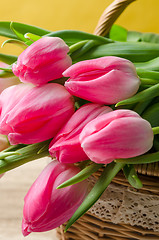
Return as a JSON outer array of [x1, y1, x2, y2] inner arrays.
[[116, 83, 159, 107], [57, 163, 103, 189], [135, 57, 159, 71], [1, 39, 28, 50], [24, 33, 41, 41], [0, 140, 50, 174], [152, 126, 159, 135], [69, 40, 90, 53], [123, 165, 143, 189], [0, 53, 17, 64], [0, 152, 20, 158], [140, 78, 159, 85], [0, 67, 12, 72], [65, 162, 125, 232], [115, 151, 159, 164], [133, 99, 152, 115], [1, 144, 26, 152], [71, 40, 101, 61], [136, 68, 159, 80]]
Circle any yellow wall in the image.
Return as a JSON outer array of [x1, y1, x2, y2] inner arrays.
[[0, 0, 159, 55]]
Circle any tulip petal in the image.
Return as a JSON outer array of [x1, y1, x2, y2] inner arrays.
[[80, 110, 154, 164], [49, 103, 112, 163], [13, 37, 72, 85], [22, 161, 88, 235], [0, 83, 75, 144], [64, 56, 140, 104]]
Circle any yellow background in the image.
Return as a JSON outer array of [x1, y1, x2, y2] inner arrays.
[[0, 0, 159, 55]]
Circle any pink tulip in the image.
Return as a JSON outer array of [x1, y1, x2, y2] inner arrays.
[[64, 56, 140, 104], [0, 83, 74, 144], [80, 109, 154, 164], [49, 103, 112, 163], [12, 37, 72, 85], [0, 62, 20, 93], [22, 160, 88, 236]]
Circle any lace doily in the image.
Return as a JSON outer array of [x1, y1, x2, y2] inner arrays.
[[88, 177, 159, 232]]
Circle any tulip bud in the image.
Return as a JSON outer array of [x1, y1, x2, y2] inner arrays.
[[64, 56, 140, 105], [0, 62, 20, 93], [22, 160, 88, 236], [49, 103, 112, 163], [12, 37, 72, 85], [0, 83, 74, 144], [80, 109, 154, 164]]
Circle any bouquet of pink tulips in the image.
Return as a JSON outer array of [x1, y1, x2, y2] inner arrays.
[[0, 17, 159, 236]]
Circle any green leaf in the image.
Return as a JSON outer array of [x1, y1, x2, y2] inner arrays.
[[123, 165, 143, 189], [0, 71, 14, 78], [109, 25, 127, 42], [0, 65, 12, 72], [2, 39, 28, 49], [127, 31, 142, 42], [57, 163, 103, 189], [136, 69, 159, 80], [127, 31, 159, 44], [24, 32, 41, 42], [65, 162, 125, 231], [1, 144, 26, 152], [141, 32, 159, 44], [133, 99, 152, 115], [115, 151, 159, 164], [0, 152, 21, 159], [0, 53, 17, 64], [140, 78, 159, 85], [135, 57, 159, 71], [0, 140, 50, 174], [152, 126, 159, 135], [74, 42, 159, 63], [69, 40, 90, 54], [116, 83, 159, 107], [154, 137, 159, 151], [71, 40, 102, 61], [10, 22, 26, 41], [46, 30, 113, 46], [141, 102, 159, 127], [0, 21, 50, 39]]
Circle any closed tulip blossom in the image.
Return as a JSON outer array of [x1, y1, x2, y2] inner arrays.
[[80, 110, 154, 164], [0, 62, 20, 93], [22, 160, 88, 236], [64, 56, 140, 104], [12, 37, 72, 85], [49, 103, 112, 163], [0, 83, 74, 144]]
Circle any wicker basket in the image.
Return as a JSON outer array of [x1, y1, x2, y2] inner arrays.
[[56, 0, 159, 239]]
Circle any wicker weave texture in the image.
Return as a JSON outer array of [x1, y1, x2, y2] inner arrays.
[[57, 171, 159, 240], [56, 213, 159, 240]]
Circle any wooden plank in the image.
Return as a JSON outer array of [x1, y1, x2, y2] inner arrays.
[[0, 157, 58, 240]]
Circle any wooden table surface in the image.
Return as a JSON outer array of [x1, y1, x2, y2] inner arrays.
[[0, 157, 58, 240]]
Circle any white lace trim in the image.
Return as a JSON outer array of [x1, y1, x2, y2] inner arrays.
[[88, 177, 159, 232]]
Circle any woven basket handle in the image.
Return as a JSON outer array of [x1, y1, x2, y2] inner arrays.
[[93, 0, 159, 177], [94, 0, 136, 36]]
